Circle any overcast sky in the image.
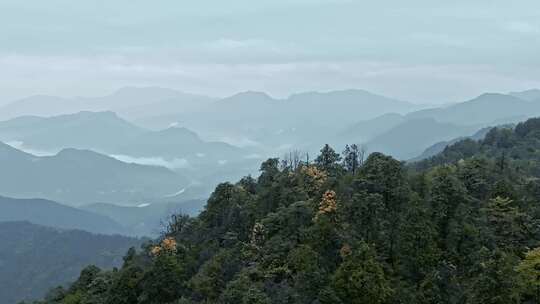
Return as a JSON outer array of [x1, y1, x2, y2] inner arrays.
[[1, 0, 539, 104]]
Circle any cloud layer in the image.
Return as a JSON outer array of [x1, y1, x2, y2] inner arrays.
[[0, 0, 539, 103]]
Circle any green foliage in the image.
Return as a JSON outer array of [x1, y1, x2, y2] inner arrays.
[[31, 119, 540, 303], [517, 247, 540, 302], [138, 251, 189, 304], [315, 144, 342, 174], [466, 248, 520, 304], [328, 243, 392, 304], [189, 248, 242, 301]]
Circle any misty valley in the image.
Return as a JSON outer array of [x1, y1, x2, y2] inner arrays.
[[2, 1, 540, 303], [2, 87, 540, 303]]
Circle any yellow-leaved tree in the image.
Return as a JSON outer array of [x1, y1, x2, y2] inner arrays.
[[517, 247, 540, 302]]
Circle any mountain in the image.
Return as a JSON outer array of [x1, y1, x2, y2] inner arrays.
[[0, 221, 140, 304], [406, 93, 540, 126], [366, 118, 477, 159], [409, 125, 497, 161], [337, 113, 406, 144], [114, 126, 242, 160], [81, 199, 206, 237], [510, 89, 540, 102], [0, 111, 247, 164], [1, 88, 425, 159], [0, 196, 125, 235], [0, 87, 215, 121], [286, 89, 417, 122], [0, 112, 257, 201], [80, 86, 215, 119], [135, 89, 422, 148], [334, 91, 540, 161], [0, 142, 188, 206], [0, 111, 145, 152], [413, 116, 540, 171], [0, 95, 80, 120]]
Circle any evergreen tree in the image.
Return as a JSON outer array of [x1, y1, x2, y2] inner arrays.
[[315, 144, 342, 173]]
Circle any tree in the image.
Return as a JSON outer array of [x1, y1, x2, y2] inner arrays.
[[221, 270, 269, 304], [399, 196, 440, 287], [360, 152, 409, 267], [517, 247, 540, 303], [315, 144, 342, 173], [466, 248, 519, 304], [342, 144, 362, 174], [287, 245, 328, 302], [199, 183, 253, 240], [339, 189, 384, 244], [189, 248, 241, 301], [138, 251, 189, 304], [328, 243, 392, 304], [483, 196, 528, 252], [429, 166, 469, 251]]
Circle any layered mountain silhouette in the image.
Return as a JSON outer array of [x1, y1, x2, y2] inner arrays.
[[0, 196, 125, 235], [0, 111, 144, 152], [0, 87, 214, 121], [336, 90, 540, 159], [0, 141, 187, 206], [0, 111, 246, 159], [509, 89, 540, 102], [134, 89, 423, 150], [365, 118, 477, 160], [406, 93, 540, 126], [409, 125, 498, 161]]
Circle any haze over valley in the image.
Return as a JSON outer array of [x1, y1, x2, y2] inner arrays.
[[3, 1, 540, 303], [1, 87, 540, 234]]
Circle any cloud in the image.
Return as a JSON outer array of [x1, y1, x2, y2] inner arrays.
[[5, 141, 59, 156], [1, 52, 540, 104], [503, 21, 540, 34], [109, 154, 190, 170], [409, 33, 466, 47]]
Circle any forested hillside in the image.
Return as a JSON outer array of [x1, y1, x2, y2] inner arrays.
[[0, 222, 140, 304], [30, 117, 540, 304]]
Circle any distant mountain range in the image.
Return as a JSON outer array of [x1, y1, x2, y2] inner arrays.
[[0, 196, 125, 235], [0, 141, 188, 206], [136, 89, 424, 149], [1, 87, 539, 180], [0, 110, 261, 204], [335, 90, 540, 159], [0, 221, 140, 304], [0, 193, 206, 237], [0, 110, 250, 162], [365, 118, 478, 160], [509, 89, 540, 102], [0, 86, 215, 121], [0, 111, 144, 152], [2, 88, 536, 235], [409, 125, 499, 162], [406, 93, 540, 126]]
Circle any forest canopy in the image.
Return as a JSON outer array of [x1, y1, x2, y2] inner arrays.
[[29, 117, 540, 304]]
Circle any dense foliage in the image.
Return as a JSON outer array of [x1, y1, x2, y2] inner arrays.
[[30, 117, 540, 303]]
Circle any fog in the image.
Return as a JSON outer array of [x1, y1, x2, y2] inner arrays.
[[1, 0, 539, 104]]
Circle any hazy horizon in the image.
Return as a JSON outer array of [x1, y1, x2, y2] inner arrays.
[[1, 0, 539, 104], [3, 85, 539, 107]]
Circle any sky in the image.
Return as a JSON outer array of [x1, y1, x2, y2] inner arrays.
[[0, 0, 539, 104]]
